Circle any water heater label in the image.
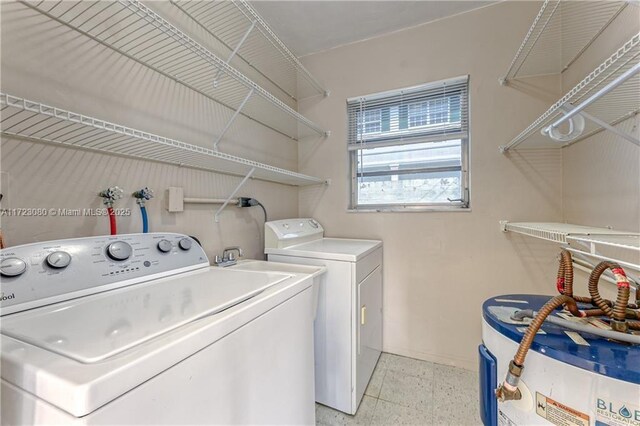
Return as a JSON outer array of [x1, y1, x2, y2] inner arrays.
[[595, 398, 640, 426], [536, 392, 589, 426]]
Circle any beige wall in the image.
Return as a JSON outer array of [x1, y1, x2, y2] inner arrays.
[[561, 6, 640, 299], [562, 5, 640, 233], [298, 1, 568, 370], [0, 1, 306, 260]]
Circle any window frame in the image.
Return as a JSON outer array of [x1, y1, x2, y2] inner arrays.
[[348, 76, 470, 212]]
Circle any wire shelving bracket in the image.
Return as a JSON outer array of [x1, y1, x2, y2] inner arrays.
[[214, 88, 254, 151], [213, 19, 257, 88], [214, 168, 255, 222], [0, 93, 327, 187], [19, 0, 328, 141]]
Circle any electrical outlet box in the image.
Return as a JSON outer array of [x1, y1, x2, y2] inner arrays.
[[166, 187, 184, 212]]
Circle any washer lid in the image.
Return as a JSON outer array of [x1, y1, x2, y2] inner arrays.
[[1, 268, 290, 363], [266, 238, 382, 262]]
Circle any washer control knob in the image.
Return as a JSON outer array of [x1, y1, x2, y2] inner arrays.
[[178, 238, 192, 251], [157, 239, 172, 253], [107, 241, 133, 261], [0, 257, 27, 277], [46, 251, 72, 269]]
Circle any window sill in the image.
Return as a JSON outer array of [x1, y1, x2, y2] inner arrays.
[[347, 206, 472, 213]]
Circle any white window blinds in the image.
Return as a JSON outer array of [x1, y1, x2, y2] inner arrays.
[[347, 76, 470, 210], [347, 75, 469, 151]]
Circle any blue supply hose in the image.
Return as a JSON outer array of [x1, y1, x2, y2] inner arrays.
[[140, 205, 149, 233]]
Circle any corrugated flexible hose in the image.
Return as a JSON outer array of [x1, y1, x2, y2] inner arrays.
[[513, 295, 578, 367], [588, 261, 630, 323]]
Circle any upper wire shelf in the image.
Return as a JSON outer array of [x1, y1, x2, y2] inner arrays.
[[19, 0, 328, 141], [170, 0, 328, 101], [0, 93, 326, 187], [500, 32, 640, 152], [501, 0, 629, 83]]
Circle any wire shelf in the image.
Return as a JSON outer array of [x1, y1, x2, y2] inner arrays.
[[501, 32, 640, 152], [501, 0, 629, 82], [170, 0, 327, 101], [500, 221, 635, 244], [567, 234, 640, 274], [567, 234, 640, 252], [502, 221, 640, 273], [0, 93, 326, 187], [20, 0, 328, 141]]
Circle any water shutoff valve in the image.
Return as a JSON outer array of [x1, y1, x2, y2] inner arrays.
[[98, 186, 124, 207], [132, 187, 154, 206]]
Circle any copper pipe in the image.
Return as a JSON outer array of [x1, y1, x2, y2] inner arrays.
[[513, 295, 578, 367]]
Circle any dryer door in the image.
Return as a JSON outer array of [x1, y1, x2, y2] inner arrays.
[[355, 265, 382, 406]]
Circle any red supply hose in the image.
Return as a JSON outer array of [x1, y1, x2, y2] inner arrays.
[[108, 207, 117, 235]]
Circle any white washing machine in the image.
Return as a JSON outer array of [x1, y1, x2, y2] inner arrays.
[[264, 218, 383, 415], [1, 233, 317, 425]]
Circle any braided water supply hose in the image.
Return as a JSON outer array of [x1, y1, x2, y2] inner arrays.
[[132, 188, 154, 233], [98, 187, 124, 235]]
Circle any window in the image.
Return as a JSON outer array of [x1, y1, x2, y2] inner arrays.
[[348, 76, 469, 210], [361, 109, 382, 134]]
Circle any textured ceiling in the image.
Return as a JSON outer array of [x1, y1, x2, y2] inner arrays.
[[250, 1, 496, 56]]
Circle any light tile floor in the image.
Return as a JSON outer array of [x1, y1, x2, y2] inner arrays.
[[316, 353, 481, 426]]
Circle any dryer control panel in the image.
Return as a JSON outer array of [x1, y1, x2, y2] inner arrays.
[[265, 218, 324, 249], [0, 233, 209, 315]]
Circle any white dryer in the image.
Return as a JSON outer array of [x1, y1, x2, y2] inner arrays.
[[1, 233, 317, 425], [265, 218, 383, 415]]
